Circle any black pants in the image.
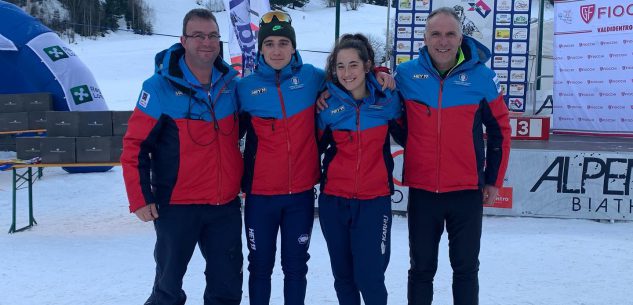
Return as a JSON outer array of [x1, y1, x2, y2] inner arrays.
[[407, 188, 483, 305], [146, 198, 243, 305]]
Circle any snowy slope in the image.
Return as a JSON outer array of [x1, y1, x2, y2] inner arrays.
[[1, 2, 628, 305], [2, 166, 632, 305]]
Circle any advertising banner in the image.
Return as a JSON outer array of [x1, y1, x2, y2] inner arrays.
[[390, 147, 409, 212], [507, 149, 633, 220], [388, 146, 633, 221], [27, 32, 107, 111], [223, 0, 269, 75], [393, 0, 532, 112], [553, 0, 633, 135]]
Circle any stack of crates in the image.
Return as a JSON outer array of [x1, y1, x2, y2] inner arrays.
[[14, 110, 132, 163], [0, 93, 52, 152]]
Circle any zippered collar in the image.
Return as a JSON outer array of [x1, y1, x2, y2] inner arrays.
[[254, 49, 304, 81], [327, 72, 389, 107], [154, 43, 237, 92]]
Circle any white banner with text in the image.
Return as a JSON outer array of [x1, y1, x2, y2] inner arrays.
[[553, 0, 633, 135]]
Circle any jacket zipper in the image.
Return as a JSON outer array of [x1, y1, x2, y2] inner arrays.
[[205, 72, 237, 204], [354, 105, 361, 198], [434, 66, 458, 193], [276, 71, 293, 194], [209, 89, 222, 203], [436, 80, 443, 193]]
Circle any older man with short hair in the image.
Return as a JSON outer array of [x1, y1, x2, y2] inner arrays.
[[394, 7, 511, 305]]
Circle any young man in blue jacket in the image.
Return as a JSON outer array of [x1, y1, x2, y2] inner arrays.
[[237, 11, 321, 305]]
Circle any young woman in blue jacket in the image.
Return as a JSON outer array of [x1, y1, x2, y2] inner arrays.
[[317, 34, 402, 305]]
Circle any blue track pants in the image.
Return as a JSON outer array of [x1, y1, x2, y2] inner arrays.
[[318, 193, 392, 305], [244, 190, 315, 305]]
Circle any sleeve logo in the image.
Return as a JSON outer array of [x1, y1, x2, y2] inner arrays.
[[139, 90, 150, 108]]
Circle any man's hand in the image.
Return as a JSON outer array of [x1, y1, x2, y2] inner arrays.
[[316, 90, 331, 113], [134, 203, 159, 222], [482, 185, 499, 205], [376, 71, 396, 91]]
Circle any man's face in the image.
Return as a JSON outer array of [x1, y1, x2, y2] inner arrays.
[[424, 13, 463, 71], [260, 36, 295, 70], [180, 17, 220, 68]]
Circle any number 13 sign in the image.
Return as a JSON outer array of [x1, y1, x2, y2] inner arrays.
[[510, 116, 550, 140]]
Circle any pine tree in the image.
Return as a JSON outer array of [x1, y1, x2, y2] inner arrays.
[[269, 0, 292, 9], [292, 0, 309, 8]]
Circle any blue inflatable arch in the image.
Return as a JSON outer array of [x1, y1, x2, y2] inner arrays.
[[1, 1, 111, 173]]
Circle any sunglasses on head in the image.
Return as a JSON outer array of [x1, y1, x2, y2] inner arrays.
[[260, 11, 292, 26]]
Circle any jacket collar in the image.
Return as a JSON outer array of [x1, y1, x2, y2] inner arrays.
[[327, 72, 387, 107], [254, 50, 304, 80], [154, 43, 237, 92], [417, 36, 491, 76]]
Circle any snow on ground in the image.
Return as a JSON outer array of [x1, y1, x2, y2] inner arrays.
[[1, 2, 631, 305], [2, 166, 632, 305]]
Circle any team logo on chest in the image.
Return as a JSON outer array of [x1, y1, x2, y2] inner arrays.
[[251, 87, 267, 95], [289, 76, 304, 90], [453, 73, 471, 86]]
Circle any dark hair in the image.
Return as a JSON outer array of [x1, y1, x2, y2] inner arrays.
[[325, 33, 376, 83], [426, 7, 463, 34], [182, 8, 218, 35]]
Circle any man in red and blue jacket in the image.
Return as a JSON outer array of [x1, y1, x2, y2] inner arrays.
[[394, 7, 511, 305], [121, 9, 243, 305]]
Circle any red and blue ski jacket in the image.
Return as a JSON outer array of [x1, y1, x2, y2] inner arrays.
[[237, 51, 324, 195], [121, 43, 242, 212], [317, 73, 402, 199], [394, 36, 511, 193]]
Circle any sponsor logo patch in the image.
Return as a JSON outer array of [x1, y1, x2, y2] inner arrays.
[[298, 234, 310, 245], [413, 74, 429, 79], [251, 87, 267, 95], [139, 90, 150, 108], [331, 105, 345, 114]]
